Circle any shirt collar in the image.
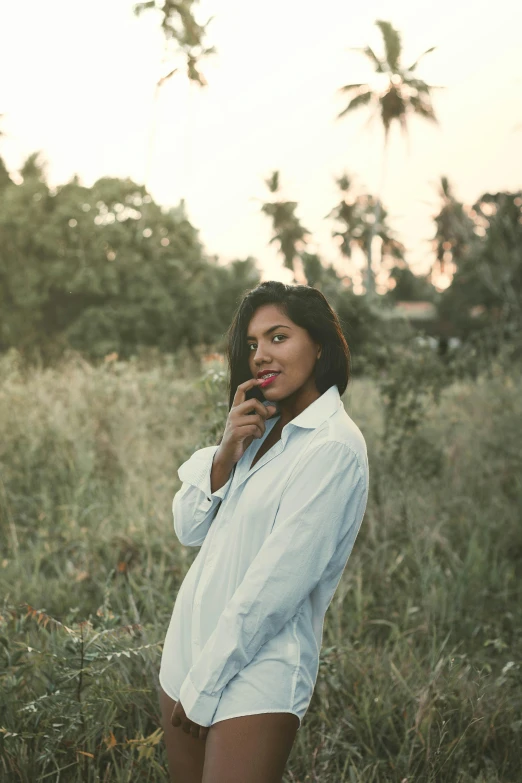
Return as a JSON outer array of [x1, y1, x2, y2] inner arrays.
[[281, 383, 342, 432]]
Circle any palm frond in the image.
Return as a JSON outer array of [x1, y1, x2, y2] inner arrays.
[[363, 104, 382, 132], [439, 175, 452, 199], [264, 171, 280, 194], [407, 78, 445, 95], [397, 111, 409, 147], [350, 45, 385, 74], [409, 95, 438, 123], [156, 67, 178, 87], [336, 173, 353, 192], [133, 1, 156, 18], [338, 83, 368, 93], [408, 46, 436, 72], [375, 20, 401, 73], [337, 90, 373, 119], [407, 78, 431, 95]]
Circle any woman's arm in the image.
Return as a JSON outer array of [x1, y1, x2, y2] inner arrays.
[[173, 446, 235, 547]]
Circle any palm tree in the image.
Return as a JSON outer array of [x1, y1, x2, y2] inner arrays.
[[337, 20, 442, 296], [327, 173, 405, 292], [430, 175, 476, 282], [133, 1, 216, 188], [260, 171, 311, 283]]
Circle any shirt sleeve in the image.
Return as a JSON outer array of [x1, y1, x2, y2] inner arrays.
[[173, 446, 235, 547], [178, 440, 368, 726]]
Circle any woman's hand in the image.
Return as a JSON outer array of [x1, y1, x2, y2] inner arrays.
[[216, 378, 277, 466], [171, 700, 209, 742]]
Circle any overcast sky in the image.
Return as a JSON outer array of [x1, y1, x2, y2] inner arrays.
[[1, 0, 521, 292]]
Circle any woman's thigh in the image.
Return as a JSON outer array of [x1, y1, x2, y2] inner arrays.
[[202, 712, 300, 783], [159, 684, 206, 783]]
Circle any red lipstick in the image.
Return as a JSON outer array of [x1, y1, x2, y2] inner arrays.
[[258, 373, 280, 388]]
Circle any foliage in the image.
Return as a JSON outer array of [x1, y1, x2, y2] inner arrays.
[[371, 335, 451, 478], [385, 264, 438, 303], [438, 190, 522, 344], [430, 175, 477, 278], [327, 172, 405, 294], [337, 19, 441, 142], [133, 0, 216, 87], [1, 600, 164, 780], [0, 154, 260, 363], [260, 170, 312, 280], [336, 19, 443, 299], [331, 286, 389, 371]]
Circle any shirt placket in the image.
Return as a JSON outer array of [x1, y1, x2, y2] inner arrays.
[[190, 432, 288, 658]]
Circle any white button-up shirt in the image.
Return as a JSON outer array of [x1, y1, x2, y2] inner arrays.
[[159, 383, 369, 728]]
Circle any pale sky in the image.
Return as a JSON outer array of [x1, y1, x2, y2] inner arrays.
[[1, 0, 521, 292]]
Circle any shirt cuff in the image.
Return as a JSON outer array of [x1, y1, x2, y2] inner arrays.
[[178, 446, 234, 502], [178, 672, 222, 727]]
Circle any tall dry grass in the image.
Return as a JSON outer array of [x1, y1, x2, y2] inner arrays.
[[0, 348, 521, 782]]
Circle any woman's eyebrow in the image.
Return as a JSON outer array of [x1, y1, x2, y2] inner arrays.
[[246, 324, 291, 340]]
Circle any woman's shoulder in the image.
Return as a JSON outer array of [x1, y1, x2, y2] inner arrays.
[[310, 408, 368, 475]]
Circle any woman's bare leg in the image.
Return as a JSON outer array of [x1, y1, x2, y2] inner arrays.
[[202, 712, 299, 783], [159, 684, 206, 783]]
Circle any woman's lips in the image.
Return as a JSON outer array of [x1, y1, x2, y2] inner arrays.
[[258, 372, 280, 388]]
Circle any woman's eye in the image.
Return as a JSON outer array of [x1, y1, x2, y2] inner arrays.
[[248, 335, 286, 351]]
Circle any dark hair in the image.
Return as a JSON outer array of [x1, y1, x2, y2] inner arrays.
[[218, 282, 350, 444]]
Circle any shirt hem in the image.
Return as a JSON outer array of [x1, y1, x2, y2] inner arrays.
[[159, 674, 303, 731], [158, 672, 180, 703]]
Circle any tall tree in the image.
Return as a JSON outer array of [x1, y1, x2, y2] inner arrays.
[[327, 173, 405, 292], [260, 171, 311, 283], [0, 154, 256, 361], [472, 191, 522, 330], [133, 1, 216, 187], [430, 175, 476, 282], [438, 189, 522, 341], [336, 20, 441, 296]]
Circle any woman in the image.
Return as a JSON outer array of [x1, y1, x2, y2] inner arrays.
[[159, 281, 369, 782]]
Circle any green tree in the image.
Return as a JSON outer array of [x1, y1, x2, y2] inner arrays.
[[385, 265, 437, 303], [327, 172, 405, 292], [337, 20, 442, 297], [438, 190, 522, 344], [298, 251, 350, 294], [260, 170, 311, 282], [430, 175, 476, 281], [0, 154, 259, 361]]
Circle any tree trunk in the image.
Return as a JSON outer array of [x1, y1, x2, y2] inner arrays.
[[365, 138, 390, 297]]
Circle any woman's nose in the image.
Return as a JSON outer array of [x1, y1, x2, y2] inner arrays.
[[254, 344, 270, 362]]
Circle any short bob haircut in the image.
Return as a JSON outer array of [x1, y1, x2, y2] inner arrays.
[[221, 280, 350, 418]]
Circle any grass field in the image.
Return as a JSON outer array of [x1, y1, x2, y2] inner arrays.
[[1, 348, 521, 782]]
